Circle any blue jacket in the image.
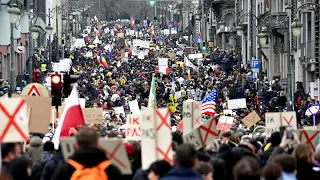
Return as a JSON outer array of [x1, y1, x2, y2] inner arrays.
[[160, 167, 203, 180]]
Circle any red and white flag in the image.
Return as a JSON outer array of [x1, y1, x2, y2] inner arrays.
[[53, 84, 85, 149]]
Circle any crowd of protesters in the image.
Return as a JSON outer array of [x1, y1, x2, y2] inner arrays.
[[1, 19, 320, 180]]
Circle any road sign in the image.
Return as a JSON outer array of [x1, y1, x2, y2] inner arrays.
[[21, 83, 49, 97], [251, 59, 260, 72], [17, 46, 25, 53]]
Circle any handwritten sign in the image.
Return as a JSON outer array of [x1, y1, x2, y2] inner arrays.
[[199, 117, 219, 145], [183, 128, 203, 150], [242, 111, 261, 128], [82, 108, 103, 124], [126, 115, 141, 140], [265, 113, 282, 137], [141, 111, 156, 170], [216, 116, 234, 131], [227, 98, 247, 109], [183, 101, 202, 133]]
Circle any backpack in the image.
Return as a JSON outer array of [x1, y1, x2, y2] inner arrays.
[[68, 159, 111, 180]]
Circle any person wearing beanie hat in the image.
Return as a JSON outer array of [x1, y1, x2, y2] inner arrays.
[[148, 160, 172, 180]]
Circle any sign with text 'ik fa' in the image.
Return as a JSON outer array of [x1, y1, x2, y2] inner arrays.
[[140, 108, 172, 170], [265, 112, 297, 137], [126, 115, 141, 141], [183, 101, 202, 134]]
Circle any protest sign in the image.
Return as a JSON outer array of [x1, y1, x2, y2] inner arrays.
[[13, 95, 51, 134], [113, 106, 125, 118], [296, 130, 320, 151], [265, 112, 297, 137], [168, 52, 176, 60], [129, 100, 140, 115], [155, 108, 173, 164], [158, 58, 168, 66], [0, 98, 29, 142], [65, 97, 86, 108], [216, 116, 234, 131], [126, 115, 141, 141], [227, 98, 247, 109], [265, 113, 282, 137], [141, 111, 156, 170], [223, 109, 233, 115], [82, 108, 103, 124], [61, 138, 132, 174], [242, 111, 261, 128], [183, 101, 202, 133], [199, 117, 219, 145], [183, 128, 203, 150]]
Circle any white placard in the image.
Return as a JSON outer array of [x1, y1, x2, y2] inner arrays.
[[183, 128, 203, 150], [129, 100, 140, 115], [126, 115, 141, 141], [265, 113, 281, 137], [227, 98, 247, 109], [158, 58, 168, 66], [113, 106, 125, 118]]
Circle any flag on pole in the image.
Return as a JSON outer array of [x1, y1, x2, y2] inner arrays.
[[148, 76, 157, 110], [52, 84, 85, 149], [201, 90, 217, 116]]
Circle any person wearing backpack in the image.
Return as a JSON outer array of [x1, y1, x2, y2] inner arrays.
[[51, 127, 122, 180]]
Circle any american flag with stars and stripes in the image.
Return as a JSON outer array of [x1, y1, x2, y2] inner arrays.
[[201, 90, 217, 115]]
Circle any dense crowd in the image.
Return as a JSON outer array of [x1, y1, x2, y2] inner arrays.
[[1, 20, 320, 180]]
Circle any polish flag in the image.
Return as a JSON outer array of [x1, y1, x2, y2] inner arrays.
[[216, 116, 234, 132], [52, 84, 85, 149]]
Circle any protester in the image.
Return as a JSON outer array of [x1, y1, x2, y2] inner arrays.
[[160, 144, 203, 180], [147, 160, 172, 180], [1, 143, 23, 173], [26, 136, 43, 163], [7, 157, 32, 180], [194, 162, 214, 180], [51, 127, 122, 180]]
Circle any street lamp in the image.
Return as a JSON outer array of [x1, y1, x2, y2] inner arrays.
[[257, 31, 268, 46], [30, 26, 40, 40], [45, 24, 54, 36], [236, 25, 244, 37], [291, 20, 303, 37], [219, 20, 225, 31], [7, 4, 21, 23]]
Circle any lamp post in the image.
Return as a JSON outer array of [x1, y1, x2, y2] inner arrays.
[[7, 4, 21, 92], [45, 10, 54, 72]]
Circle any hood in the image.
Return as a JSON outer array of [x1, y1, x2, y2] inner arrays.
[[163, 167, 201, 178], [30, 136, 43, 147], [41, 152, 55, 164], [70, 147, 108, 167]]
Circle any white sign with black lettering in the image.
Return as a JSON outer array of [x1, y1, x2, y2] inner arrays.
[[183, 128, 203, 150], [265, 113, 281, 137]]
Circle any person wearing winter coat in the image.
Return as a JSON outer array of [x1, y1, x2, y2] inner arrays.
[[160, 144, 202, 180], [51, 127, 122, 180], [27, 136, 43, 163]]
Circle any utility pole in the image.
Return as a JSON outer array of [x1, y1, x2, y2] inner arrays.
[[27, 0, 32, 83], [56, 5, 60, 61], [10, 22, 16, 92], [48, 9, 53, 72]]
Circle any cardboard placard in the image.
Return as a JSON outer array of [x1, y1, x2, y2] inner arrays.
[[60, 138, 132, 174], [0, 98, 29, 142], [140, 108, 172, 170], [242, 111, 261, 128], [168, 52, 176, 60], [265, 112, 297, 137], [199, 117, 219, 145], [296, 130, 320, 151], [13, 95, 51, 134], [82, 108, 103, 124], [183, 101, 202, 133], [126, 115, 141, 141], [183, 128, 203, 150], [216, 116, 234, 131]]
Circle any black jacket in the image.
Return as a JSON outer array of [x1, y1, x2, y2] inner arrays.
[[51, 147, 122, 180]]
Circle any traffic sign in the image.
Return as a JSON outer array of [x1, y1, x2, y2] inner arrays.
[[251, 59, 260, 72], [21, 83, 49, 97]]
